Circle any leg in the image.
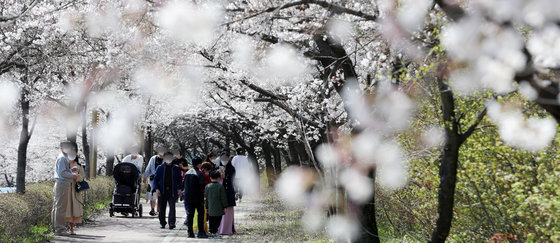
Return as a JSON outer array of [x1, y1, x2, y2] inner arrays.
[[168, 194, 176, 227], [196, 203, 207, 236], [70, 222, 74, 234], [53, 182, 70, 233], [158, 195, 167, 227], [187, 203, 196, 236], [184, 203, 189, 225]]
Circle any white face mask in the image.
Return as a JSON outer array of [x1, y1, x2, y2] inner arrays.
[[67, 151, 77, 160], [211, 158, 217, 164], [164, 160, 172, 164], [223, 159, 230, 165]]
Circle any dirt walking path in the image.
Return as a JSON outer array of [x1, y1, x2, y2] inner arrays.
[[51, 198, 259, 243]]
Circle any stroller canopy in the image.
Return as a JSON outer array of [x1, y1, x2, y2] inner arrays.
[[113, 162, 140, 188]]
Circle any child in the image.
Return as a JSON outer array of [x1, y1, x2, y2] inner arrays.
[[205, 171, 228, 237]]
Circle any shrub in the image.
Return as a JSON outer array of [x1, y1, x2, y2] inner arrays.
[[0, 176, 114, 242]]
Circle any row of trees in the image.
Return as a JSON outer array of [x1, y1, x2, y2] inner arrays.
[[1, 0, 559, 241]]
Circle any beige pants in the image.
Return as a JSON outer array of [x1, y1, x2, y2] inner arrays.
[[52, 182, 70, 232]]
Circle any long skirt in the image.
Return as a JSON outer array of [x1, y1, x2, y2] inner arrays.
[[218, 206, 235, 235]]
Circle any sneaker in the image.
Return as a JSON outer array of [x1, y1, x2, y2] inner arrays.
[[160, 224, 166, 229], [197, 233, 209, 238], [169, 225, 176, 230], [149, 210, 155, 216], [187, 233, 195, 238]]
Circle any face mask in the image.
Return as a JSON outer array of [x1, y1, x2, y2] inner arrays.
[[165, 160, 172, 164], [223, 159, 230, 165], [211, 158, 217, 164], [67, 151, 77, 160]]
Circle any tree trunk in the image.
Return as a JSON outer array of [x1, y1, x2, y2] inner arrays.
[[16, 90, 31, 194], [81, 103, 90, 178], [287, 139, 301, 166], [313, 33, 380, 243], [144, 124, 153, 168], [356, 169, 379, 243], [295, 142, 310, 167], [272, 147, 282, 176], [262, 142, 275, 186], [106, 151, 115, 176], [430, 81, 463, 243]]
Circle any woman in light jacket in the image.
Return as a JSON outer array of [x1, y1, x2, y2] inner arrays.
[[65, 152, 85, 235]]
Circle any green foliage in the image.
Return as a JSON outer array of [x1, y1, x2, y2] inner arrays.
[[0, 176, 114, 242], [377, 80, 560, 242]]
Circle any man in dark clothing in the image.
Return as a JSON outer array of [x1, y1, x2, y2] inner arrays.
[[153, 152, 183, 229], [183, 157, 208, 238]]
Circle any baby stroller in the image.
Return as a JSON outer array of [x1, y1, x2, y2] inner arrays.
[[109, 162, 142, 217]]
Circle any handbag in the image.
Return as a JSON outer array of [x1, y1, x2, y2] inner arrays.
[[76, 180, 90, 192]]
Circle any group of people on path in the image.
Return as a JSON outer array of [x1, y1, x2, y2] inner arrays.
[[141, 147, 249, 238], [51, 139, 251, 239], [51, 141, 86, 236]]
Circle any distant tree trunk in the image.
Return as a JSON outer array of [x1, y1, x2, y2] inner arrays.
[[16, 89, 31, 194], [144, 124, 153, 168], [287, 139, 301, 166], [295, 142, 311, 167], [430, 81, 464, 243], [272, 147, 282, 175], [262, 142, 275, 186], [81, 103, 90, 178], [106, 151, 115, 176], [247, 146, 259, 174]]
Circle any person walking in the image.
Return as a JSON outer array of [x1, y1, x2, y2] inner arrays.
[[143, 147, 166, 216], [51, 141, 78, 236], [153, 152, 183, 229], [66, 147, 85, 235], [218, 153, 236, 235], [122, 146, 143, 176], [205, 171, 228, 237], [183, 157, 208, 238], [231, 148, 251, 202]]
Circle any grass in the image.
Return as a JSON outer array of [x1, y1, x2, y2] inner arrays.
[[237, 191, 331, 243], [0, 176, 114, 243]]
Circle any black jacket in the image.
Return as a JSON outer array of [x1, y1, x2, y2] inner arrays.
[[223, 163, 236, 207], [183, 167, 206, 205]]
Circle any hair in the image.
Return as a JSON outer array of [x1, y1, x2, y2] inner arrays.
[[201, 162, 214, 171], [192, 156, 203, 166], [210, 170, 221, 179], [236, 147, 245, 155], [220, 150, 230, 157], [204, 152, 216, 162]]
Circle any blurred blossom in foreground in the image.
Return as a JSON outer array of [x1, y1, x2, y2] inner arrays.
[[231, 37, 256, 73], [326, 215, 360, 241], [259, 44, 310, 86], [157, 0, 223, 47], [396, 0, 432, 33], [275, 166, 316, 207], [0, 80, 19, 134], [488, 101, 556, 151], [340, 168, 373, 204], [527, 25, 560, 69], [421, 126, 444, 148], [327, 18, 355, 44], [315, 143, 340, 168]]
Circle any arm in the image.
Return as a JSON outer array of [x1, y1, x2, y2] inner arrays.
[[220, 186, 228, 209], [57, 157, 74, 180], [76, 165, 85, 182], [153, 166, 162, 193], [143, 157, 154, 182]]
